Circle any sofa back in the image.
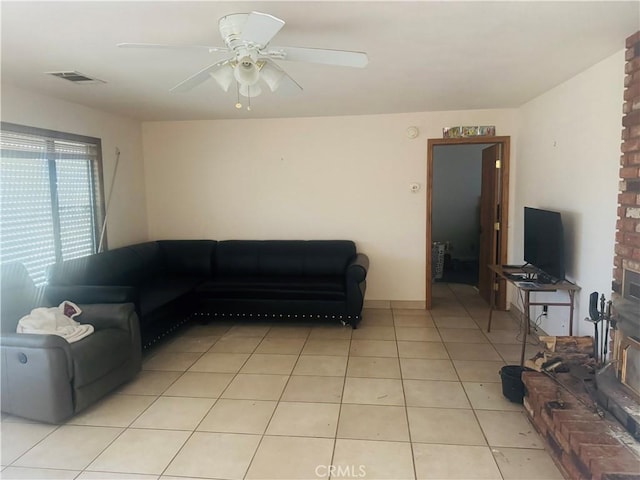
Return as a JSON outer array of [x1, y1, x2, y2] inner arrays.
[[46, 242, 163, 287], [216, 240, 356, 277], [46, 239, 357, 286], [1, 262, 44, 333], [158, 240, 216, 277]]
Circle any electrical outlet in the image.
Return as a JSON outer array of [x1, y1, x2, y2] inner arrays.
[[542, 305, 548, 316]]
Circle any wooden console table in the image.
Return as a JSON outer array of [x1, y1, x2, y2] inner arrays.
[[488, 264, 581, 366]]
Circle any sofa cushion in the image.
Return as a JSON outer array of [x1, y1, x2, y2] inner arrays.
[[196, 276, 345, 301], [138, 275, 203, 318], [216, 240, 356, 277]]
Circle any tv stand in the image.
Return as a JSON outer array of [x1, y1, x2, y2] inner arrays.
[[535, 272, 559, 285], [487, 264, 581, 366]]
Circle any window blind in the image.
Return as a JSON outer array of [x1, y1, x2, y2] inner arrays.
[[0, 126, 104, 285]]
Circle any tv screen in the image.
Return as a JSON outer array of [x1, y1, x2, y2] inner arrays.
[[524, 207, 565, 282]]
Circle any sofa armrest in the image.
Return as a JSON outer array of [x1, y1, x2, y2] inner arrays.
[[346, 254, 369, 282], [77, 303, 138, 332], [344, 253, 369, 322], [1, 332, 75, 422], [1, 332, 73, 378], [46, 285, 137, 306], [77, 303, 142, 370], [1, 332, 71, 349]]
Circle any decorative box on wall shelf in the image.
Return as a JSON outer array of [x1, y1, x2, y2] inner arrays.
[[443, 126, 496, 138]]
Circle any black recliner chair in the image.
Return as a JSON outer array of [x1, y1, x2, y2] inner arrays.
[[0, 262, 142, 423]]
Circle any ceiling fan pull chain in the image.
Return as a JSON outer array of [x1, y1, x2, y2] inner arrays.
[[235, 81, 242, 109]]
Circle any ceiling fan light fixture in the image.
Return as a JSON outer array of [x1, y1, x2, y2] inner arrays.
[[209, 64, 234, 92], [260, 62, 285, 92], [234, 56, 260, 86], [239, 83, 262, 98]]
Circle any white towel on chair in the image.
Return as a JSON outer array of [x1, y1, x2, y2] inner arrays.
[[17, 301, 94, 343]]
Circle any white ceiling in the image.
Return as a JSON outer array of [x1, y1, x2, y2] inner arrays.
[[2, 1, 638, 121]]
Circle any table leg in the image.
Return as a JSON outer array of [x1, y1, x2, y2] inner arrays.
[[487, 309, 493, 333], [568, 290, 575, 336], [520, 290, 531, 366]]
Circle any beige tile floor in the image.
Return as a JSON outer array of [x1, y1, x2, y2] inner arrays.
[[0, 283, 565, 480]]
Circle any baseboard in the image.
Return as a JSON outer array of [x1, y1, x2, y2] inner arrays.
[[363, 300, 391, 309], [390, 300, 426, 310], [363, 300, 426, 310]]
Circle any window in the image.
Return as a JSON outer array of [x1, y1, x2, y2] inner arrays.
[[0, 123, 105, 285]]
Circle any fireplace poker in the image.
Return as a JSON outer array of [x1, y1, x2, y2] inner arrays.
[[587, 292, 601, 363], [603, 300, 612, 361], [600, 294, 606, 363]]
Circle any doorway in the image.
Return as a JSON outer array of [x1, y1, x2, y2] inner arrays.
[[432, 144, 487, 286], [426, 136, 510, 310]]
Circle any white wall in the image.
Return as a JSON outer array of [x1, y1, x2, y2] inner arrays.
[[515, 50, 625, 335], [432, 144, 486, 261], [142, 109, 517, 300], [1, 84, 148, 248]]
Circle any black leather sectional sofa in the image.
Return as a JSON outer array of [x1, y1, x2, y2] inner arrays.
[[45, 240, 369, 349]]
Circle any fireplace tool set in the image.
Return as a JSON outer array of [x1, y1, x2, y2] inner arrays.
[[584, 291, 614, 365]]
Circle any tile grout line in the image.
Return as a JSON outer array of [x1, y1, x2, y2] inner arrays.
[[325, 323, 353, 480], [138, 321, 265, 479], [448, 283, 537, 479], [80, 339, 211, 479], [439, 283, 505, 479], [393, 306, 420, 480]]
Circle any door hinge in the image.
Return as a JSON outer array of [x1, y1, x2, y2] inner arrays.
[[494, 222, 500, 231], [495, 160, 501, 169]]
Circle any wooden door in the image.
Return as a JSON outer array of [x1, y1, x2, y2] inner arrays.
[[478, 144, 503, 305]]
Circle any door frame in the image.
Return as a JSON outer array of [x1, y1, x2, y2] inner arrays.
[[426, 136, 511, 309]]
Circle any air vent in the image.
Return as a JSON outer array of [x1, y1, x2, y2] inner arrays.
[[46, 71, 106, 85]]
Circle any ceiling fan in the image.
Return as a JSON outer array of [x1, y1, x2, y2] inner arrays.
[[118, 11, 369, 109]]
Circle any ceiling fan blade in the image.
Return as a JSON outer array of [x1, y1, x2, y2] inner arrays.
[[276, 72, 303, 97], [267, 46, 368, 68], [170, 59, 230, 93], [118, 43, 229, 54], [240, 12, 285, 47]]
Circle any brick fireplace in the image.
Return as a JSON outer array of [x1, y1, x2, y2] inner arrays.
[[613, 31, 640, 294], [608, 27, 640, 449], [521, 31, 640, 480]]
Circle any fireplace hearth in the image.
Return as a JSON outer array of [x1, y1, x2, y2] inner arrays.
[[522, 371, 640, 480]]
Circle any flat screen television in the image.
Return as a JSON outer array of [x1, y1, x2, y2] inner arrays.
[[524, 207, 565, 283]]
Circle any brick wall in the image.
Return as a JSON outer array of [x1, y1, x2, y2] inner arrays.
[[614, 31, 640, 292]]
